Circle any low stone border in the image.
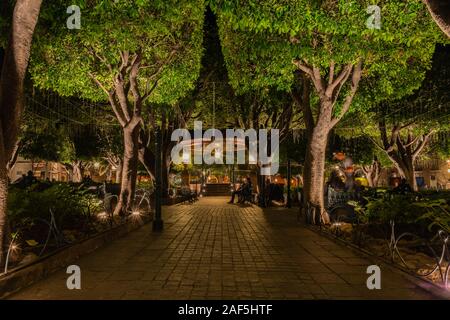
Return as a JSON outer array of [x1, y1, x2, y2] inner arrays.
[[0, 216, 151, 299], [305, 224, 450, 300]]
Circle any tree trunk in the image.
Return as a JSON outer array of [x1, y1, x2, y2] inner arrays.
[[138, 145, 155, 179], [362, 158, 381, 188], [302, 126, 330, 224], [377, 123, 433, 192], [405, 165, 417, 191], [423, 0, 450, 38], [6, 139, 21, 174], [115, 159, 122, 184], [0, 145, 9, 266], [292, 60, 362, 225], [395, 159, 417, 191], [72, 161, 83, 183], [114, 125, 139, 216], [0, 0, 42, 263]]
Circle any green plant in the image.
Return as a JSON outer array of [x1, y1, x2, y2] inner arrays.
[[7, 183, 102, 243], [364, 194, 450, 234], [416, 200, 450, 233], [136, 181, 155, 193]]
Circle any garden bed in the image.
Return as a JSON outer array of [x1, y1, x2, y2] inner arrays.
[[306, 190, 450, 295], [307, 222, 450, 299], [4, 182, 154, 275], [0, 215, 151, 299]]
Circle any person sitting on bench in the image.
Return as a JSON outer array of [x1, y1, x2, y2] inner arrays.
[[228, 177, 252, 204]]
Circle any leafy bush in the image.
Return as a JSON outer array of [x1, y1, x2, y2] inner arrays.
[[364, 194, 450, 233], [8, 183, 102, 243], [136, 180, 154, 193]]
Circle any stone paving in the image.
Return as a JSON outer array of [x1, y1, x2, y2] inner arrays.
[[10, 197, 437, 300]]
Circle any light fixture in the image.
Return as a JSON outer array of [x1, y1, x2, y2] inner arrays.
[[97, 212, 108, 221]]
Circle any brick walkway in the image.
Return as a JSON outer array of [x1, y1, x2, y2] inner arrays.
[[10, 197, 436, 300]]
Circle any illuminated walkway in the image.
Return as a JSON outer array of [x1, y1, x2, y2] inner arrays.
[[10, 197, 437, 299]]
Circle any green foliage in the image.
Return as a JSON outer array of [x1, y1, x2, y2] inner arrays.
[[351, 46, 450, 161], [329, 134, 390, 166], [7, 183, 102, 242], [20, 118, 71, 162], [416, 199, 450, 233], [365, 195, 421, 223], [136, 180, 154, 192], [365, 194, 450, 233], [211, 0, 443, 110], [433, 134, 450, 159], [30, 0, 206, 104], [20, 114, 102, 164]]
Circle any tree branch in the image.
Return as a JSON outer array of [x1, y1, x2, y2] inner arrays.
[[88, 72, 127, 127], [329, 60, 362, 128], [412, 130, 435, 158]]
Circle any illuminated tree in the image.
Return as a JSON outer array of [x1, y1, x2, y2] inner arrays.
[[212, 0, 442, 223], [30, 0, 206, 215], [0, 0, 42, 262]]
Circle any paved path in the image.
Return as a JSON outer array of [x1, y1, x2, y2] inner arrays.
[[10, 197, 436, 300]]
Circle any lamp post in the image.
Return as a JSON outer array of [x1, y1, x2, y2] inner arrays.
[[153, 128, 163, 231]]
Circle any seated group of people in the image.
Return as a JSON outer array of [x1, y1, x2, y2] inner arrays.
[[228, 177, 285, 206], [228, 177, 253, 204]]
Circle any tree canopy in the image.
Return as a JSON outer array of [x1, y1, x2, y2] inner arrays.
[[212, 0, 444, 106], [30, 0, 206, 105]]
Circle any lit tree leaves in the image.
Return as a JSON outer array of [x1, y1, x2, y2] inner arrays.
[[211, 0, 444, 106], [30, 0, 206, 105]]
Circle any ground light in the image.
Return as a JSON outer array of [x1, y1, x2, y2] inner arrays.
[[3, 234, 20, 274]]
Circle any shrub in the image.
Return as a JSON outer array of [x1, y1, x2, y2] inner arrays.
[[8, 183, 102, 243], [365, 194, 450, 234]]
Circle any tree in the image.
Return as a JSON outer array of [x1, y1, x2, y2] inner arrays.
[[212, 0, 442, 223], [20, 114, 102, 182], [137, 8, 236, 197], [423, 0, 450, 38], [98, 125, 123, 183], [0, 0, 42, 263], [20, 118, 67, 171], [30, 0, 206, 215], [60, 127, 103, 182], [363, 46, 450, 190], [328, 134, 390, 188]]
